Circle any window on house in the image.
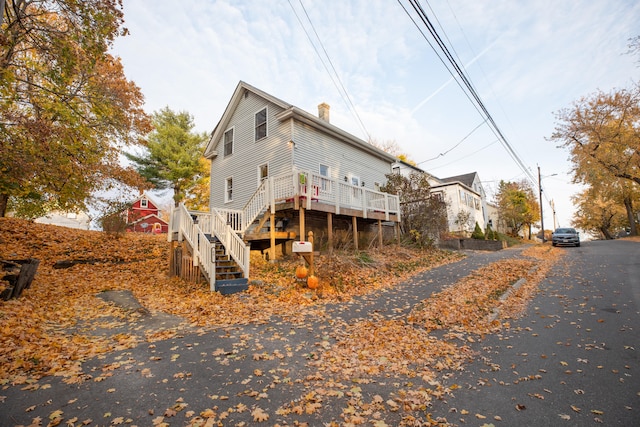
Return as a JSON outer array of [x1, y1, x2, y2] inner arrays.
[[258, 163, 268, 184], [350, 175, 361, 201], [224, 128, 234, 157], [225, 177, 233, 202], [319, 164, 330, 191], [255, 108, 267, 141], [141, 199, 148, 208]]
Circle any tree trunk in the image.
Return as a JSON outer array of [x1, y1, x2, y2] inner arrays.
[[173, 186, 180, 208], [623, 196, 638, 236], [0, 193, 8, 217], [600, 227, 614, 240]]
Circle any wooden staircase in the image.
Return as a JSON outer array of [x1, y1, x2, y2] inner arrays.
[[207, 235, 249, 295], [242, 210, 297, 252]]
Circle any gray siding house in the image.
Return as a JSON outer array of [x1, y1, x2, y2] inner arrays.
[[169, 81, 401, 293]]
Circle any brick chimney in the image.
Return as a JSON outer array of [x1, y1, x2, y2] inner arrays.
[[318, 103, 330, 123]]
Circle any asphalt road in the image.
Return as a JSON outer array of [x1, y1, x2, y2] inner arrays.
[[427, 239, 640, 426], [1, 240, 638, 426]]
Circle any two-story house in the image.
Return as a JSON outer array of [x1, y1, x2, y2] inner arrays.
[[169, 81, 401, 293]]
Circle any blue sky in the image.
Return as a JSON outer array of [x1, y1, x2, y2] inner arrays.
[[112, 0, 640, 231]]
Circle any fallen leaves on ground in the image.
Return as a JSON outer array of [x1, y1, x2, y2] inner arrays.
[[409, 244, 562, 335], [1, 218, 568, 427], [0, 218, 462, 384]]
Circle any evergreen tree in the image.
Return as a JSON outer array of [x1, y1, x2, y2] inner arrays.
[[126, 107, 208, 207], [485, 224, 496, 240], [471, 222, 485, 239]]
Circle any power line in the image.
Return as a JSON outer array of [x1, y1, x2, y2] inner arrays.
[[417, 118, 487, 164], [397, 0, 538, 189], [287, 0, 372, 141]]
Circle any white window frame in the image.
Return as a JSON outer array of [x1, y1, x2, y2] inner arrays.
[[225, 177, 233, 203], [257, 163, 269, 186], [223, 128, 234, 157], [255, 107, 267, 141], [140, 199, 148, 208], [319, 164, 330, 191]]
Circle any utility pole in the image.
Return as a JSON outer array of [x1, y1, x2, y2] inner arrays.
[[538, 166, 545, 242], [551, 199, 557, 230]]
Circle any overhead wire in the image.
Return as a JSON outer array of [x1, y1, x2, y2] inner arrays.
[[417, 118, 487, 164], [397, 0, 538, 189], [287, 0, 372, 141], [426, 139, 499, 171]]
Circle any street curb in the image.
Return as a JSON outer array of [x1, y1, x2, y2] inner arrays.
[[487, 265, 539, 322]]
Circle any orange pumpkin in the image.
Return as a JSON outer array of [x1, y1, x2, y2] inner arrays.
[[307, 275, 319, 289], [295, 265, 308, 279]]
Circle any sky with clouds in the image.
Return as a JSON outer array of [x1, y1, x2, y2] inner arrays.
[[112, 0, 640, 231]]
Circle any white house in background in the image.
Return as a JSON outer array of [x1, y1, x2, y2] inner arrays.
[[435, 172, 486, 233], [391, 160, 487, 235], [34, 211, 91, 230]]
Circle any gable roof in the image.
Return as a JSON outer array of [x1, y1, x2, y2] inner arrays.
[[204, 81, 397, 163], [131, 191, 160, 207], [440, 172, 478, 188]]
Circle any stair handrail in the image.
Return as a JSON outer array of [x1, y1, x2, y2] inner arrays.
[[211, 209, 250, 280], [174, 203, 216, 288], [240, 178, 270, 233]]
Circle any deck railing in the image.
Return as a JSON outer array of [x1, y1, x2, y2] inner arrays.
[[296, 169, 400, 222]]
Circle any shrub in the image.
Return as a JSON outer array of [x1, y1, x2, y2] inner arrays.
[[471, 222, 485, 239], [485, 224, 495, 240]]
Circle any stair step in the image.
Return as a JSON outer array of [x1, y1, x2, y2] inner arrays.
[[216, 270, 242, 277], [216, 278, 249, 295]]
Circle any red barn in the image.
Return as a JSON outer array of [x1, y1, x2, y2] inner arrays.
[[126, 193, 169, 233]]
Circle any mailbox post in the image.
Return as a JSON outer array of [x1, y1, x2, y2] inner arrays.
[[292, 231, 314, 276]]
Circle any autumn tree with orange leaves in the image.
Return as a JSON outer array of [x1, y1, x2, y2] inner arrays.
[[494, 180, 540, 238], [550, 84, 640, 236], [0, 0, 151, 218]]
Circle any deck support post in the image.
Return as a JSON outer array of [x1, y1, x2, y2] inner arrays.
[[395, 222, 401, 245], [327, 212, 333, 255], [352, 216, 358, 251], [378, 219, 383, 248], [269, 211, 276, 262], [299, 207, 306, 241]]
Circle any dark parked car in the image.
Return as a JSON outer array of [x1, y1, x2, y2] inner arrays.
[[551, 227, 580, 247]]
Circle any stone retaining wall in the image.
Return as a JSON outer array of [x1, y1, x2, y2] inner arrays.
[[438, 238, 507, 251]]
